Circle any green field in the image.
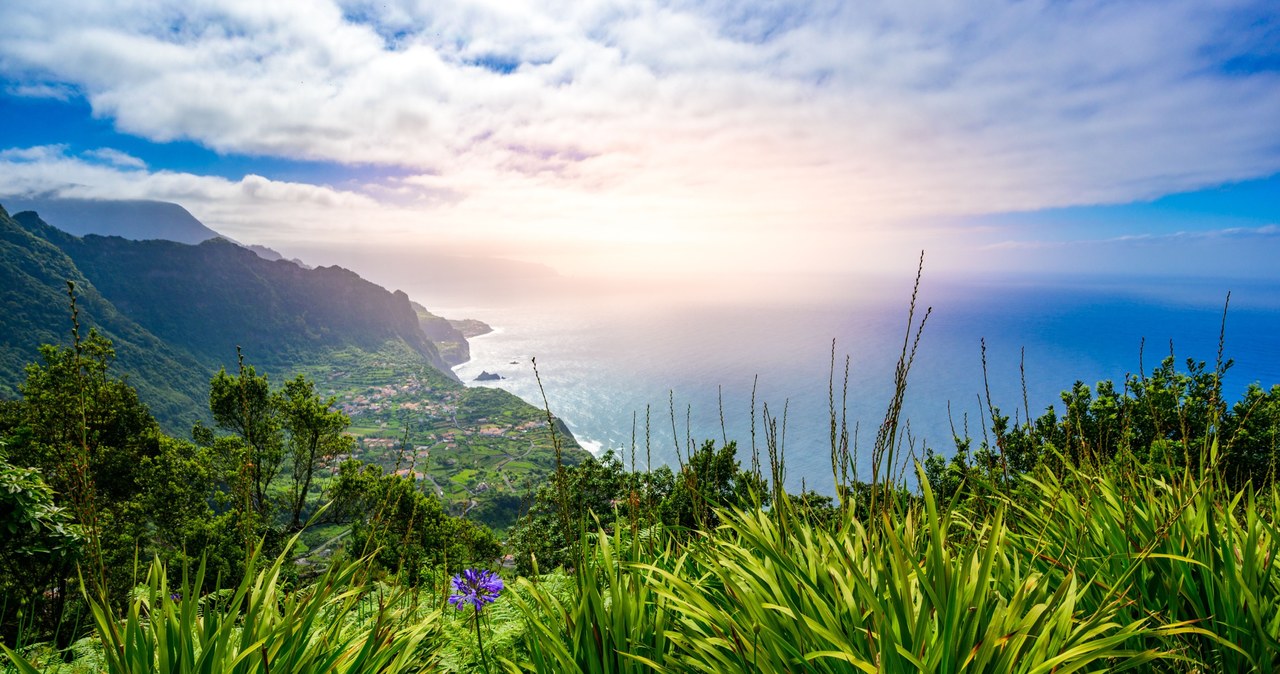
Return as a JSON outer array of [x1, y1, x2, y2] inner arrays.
[[294, 341, 587, 531]]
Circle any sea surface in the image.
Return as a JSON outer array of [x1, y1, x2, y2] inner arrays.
[[441, 274, 1280, 493]]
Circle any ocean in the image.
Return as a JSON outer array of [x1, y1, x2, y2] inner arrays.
[[440, 274, 1280, 493]]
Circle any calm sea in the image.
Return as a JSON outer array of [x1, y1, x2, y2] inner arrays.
[[441, 274, 1280, 493]]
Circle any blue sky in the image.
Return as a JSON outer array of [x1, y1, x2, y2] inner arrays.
[[973, 175, 1280, 245], [1, 0, 1277, 287]]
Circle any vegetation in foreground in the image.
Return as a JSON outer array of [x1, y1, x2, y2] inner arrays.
[[3, 272, 1279, 672], [5, 444, 1277, 672]]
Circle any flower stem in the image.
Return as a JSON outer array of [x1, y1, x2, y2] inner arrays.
[[475, 608, 491, 674]]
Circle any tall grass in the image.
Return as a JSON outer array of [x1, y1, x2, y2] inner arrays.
[[498, 415, 1278, 673], [1016, 449, 1280, 670], [506, 463, 1218, 673], [2, 537, 443, 674], [499, 260, 1274, 673], [13, 455, 1269, 673], [505, 522, 674, 674]]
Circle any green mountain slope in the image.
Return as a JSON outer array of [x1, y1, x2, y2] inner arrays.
[[37, 226, 458, 378], [3, 205, 457, 429], [413, 301, 493, 367], [2, 202, 586, 527], [0, 205, 210, 426]]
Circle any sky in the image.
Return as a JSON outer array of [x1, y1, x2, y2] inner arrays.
[[1, 0, 1278, 300]]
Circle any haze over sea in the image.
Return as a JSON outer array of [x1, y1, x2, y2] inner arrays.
[[441, 273, 1280, 493]]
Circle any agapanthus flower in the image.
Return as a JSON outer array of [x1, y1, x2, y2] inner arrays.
[[448, 568, 503, 613]]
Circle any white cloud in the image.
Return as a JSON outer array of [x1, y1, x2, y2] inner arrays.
[[4, 82, 77, 100], [0, 145, 381, 242], [987, 224, 1280, 251], [0, 145, 70, 162], [83, 147, 147, 169], [0, 0, 1277, 278]]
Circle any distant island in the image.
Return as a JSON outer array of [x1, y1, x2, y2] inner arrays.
[[474, 370, 503, 381]]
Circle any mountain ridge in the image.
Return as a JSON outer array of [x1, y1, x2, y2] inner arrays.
[[413, 301, 493, 367], [0, 204, 211, 425], [1, 203, 465, 430], [0, 197, 221, 244]]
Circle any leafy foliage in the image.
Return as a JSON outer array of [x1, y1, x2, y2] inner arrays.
[[0, 206, 208, 430], [0, 204, 459, 433], [210, 361, 284, 521], [0, 448, 83, 645], [0, 328, 232, 642], [925, 353, 1280, 506], [0, 452, 80, 557], [332, 459, 502, 583], [507, 442, 766, 576], [2, 538, 445, 674], [281, 374, 354, 531]]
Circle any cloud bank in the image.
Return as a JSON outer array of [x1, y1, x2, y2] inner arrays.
[[1, 0, 1278, 278]]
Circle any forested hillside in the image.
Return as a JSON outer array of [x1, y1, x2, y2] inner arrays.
[[0, 200, 585, 536], [0, 204, 210, 425], [14, 209, 456, 376], [1, 203, 459, 430]]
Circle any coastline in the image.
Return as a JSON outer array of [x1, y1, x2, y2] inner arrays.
[[432, 284, 1280, 490], [447, 324, 502, 369], [451, 322, 606, 457]]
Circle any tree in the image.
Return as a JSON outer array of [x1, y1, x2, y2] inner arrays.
[[9, 332, 161, 499], [507, 450, 629, 574], [0, 446, 83, 644], [135, 435, 219, 567], [507, 444, 768, 574], [1221, 383, 1280, 488], [331, 459, 500, 583], [661, 440, 766, 530], [280, 374, 352, 531], [209, 358, 283, 519], [0, 329, 214, 639]]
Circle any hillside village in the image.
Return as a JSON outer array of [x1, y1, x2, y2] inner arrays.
[[303, 353, 581, 527]]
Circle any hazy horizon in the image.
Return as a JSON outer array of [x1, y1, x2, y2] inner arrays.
[[4, 191, 1275, 318]]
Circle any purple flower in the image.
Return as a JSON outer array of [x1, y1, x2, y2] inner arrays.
[[448, 569, 503, 613]]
